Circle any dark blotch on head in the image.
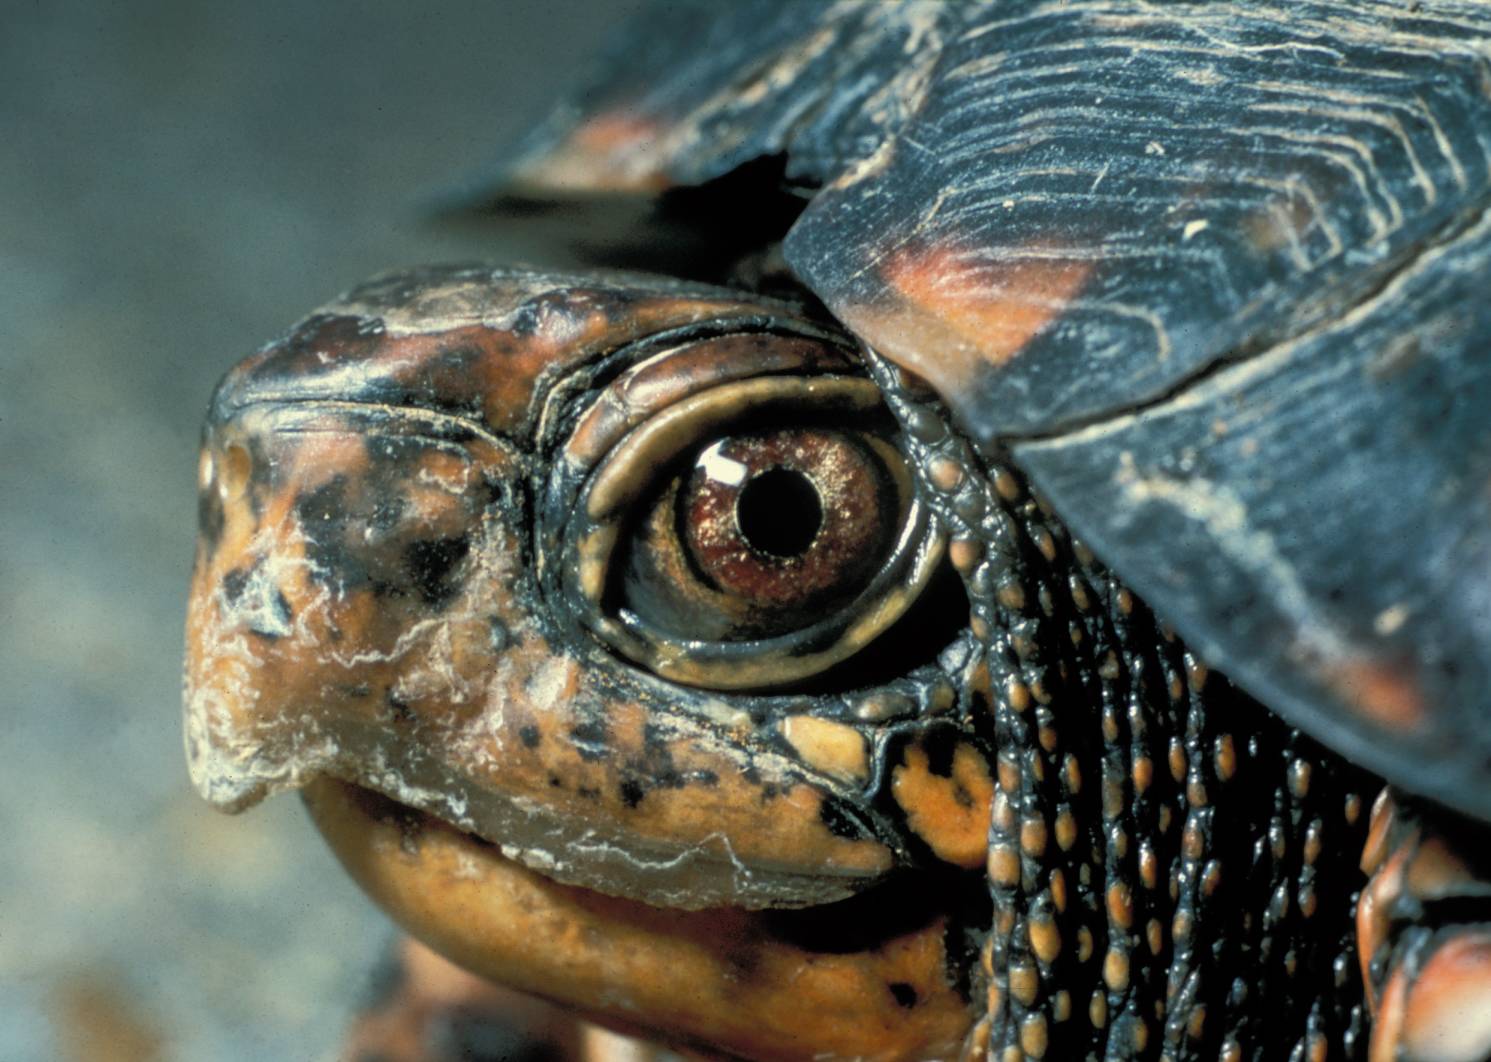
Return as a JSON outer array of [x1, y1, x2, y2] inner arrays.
[[619, 779, 645, 808], [386, 690, 414, 724], [889, 982, 918, 1008], [242, 314, 378, 395], [368, 496, 405, 532], [221, 566, 250, 604], [197, 484, 225, 555], [569, 720, 609, 762], [221, 561, 293, 639], [257, 588, 294, 640], [296, 476, 372, 594], [404, 535, 470, 606], [818, 794, 868, 841], [518, 725, 541, 749], [628, 723, 688, 790]]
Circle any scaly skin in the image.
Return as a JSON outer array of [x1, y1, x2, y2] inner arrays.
[[865, 349, 1375, 1060]]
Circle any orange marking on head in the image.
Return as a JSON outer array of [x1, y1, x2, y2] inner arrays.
[[837, 245, 1091, 400], [892, 742, 996, 870]]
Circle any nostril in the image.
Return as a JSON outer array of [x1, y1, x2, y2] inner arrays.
[[219, 442, 251, 502]]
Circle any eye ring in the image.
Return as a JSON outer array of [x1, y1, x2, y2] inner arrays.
[[561, 374, 945, 690]]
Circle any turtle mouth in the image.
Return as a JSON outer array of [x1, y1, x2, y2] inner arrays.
[[301, 749, 888, 913], [303, 777, 981, 1061]]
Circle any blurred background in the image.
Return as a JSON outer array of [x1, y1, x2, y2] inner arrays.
[[1, 2, 641, 1057]]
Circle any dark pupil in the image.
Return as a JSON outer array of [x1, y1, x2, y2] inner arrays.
[[735, 467, 822, 558]]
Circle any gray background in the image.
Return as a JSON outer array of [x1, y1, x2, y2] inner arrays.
[[1, 2, 641, 1058]]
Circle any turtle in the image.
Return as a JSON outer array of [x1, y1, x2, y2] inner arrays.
[[183, 2, 1491, 1060]]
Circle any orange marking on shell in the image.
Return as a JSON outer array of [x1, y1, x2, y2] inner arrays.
[[1398, 932, 1491, 1062], [835, 246, 1092, 401], [892, 743, 995, 870], [515, 111, 673, 193], [1324, 658, 1425, 732]]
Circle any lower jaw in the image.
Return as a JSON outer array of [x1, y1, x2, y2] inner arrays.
[[302, 778, 978, 1061]]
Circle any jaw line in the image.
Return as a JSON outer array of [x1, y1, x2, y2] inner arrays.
[[315, 754, 878, 911], [301, 777, 979, 1061]]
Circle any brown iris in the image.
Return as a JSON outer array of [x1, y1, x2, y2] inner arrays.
[[616, 426, 907, 643], [682, 429, 891, 610]]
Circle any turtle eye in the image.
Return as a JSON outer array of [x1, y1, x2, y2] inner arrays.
[[560, 370, 945, 690], [628, 424, 909, 641]]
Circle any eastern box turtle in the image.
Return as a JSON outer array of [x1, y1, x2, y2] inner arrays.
[[184, 4, 1491, 1060]]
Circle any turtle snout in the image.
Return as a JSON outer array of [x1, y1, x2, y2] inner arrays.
[[184, 387, 523, 810]]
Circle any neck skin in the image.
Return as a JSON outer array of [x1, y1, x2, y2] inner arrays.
[[868, 349, 1375, 1061]]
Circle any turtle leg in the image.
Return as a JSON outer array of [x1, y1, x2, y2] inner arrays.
[[1359, 788, 1491, 1062], [340, 936, 680, 1062]]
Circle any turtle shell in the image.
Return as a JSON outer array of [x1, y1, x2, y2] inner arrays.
[[467, 0, 1491, 822]]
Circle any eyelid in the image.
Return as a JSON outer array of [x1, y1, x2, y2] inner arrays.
[[560, 330, 857, 471], [586, 376, 881, 522], [557, 375, 946, 691]]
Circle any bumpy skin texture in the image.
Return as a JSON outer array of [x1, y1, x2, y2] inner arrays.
[[867, 349, 1377, 1060]]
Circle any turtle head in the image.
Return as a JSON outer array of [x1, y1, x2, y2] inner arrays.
[[185, 265, 987, 1057]]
